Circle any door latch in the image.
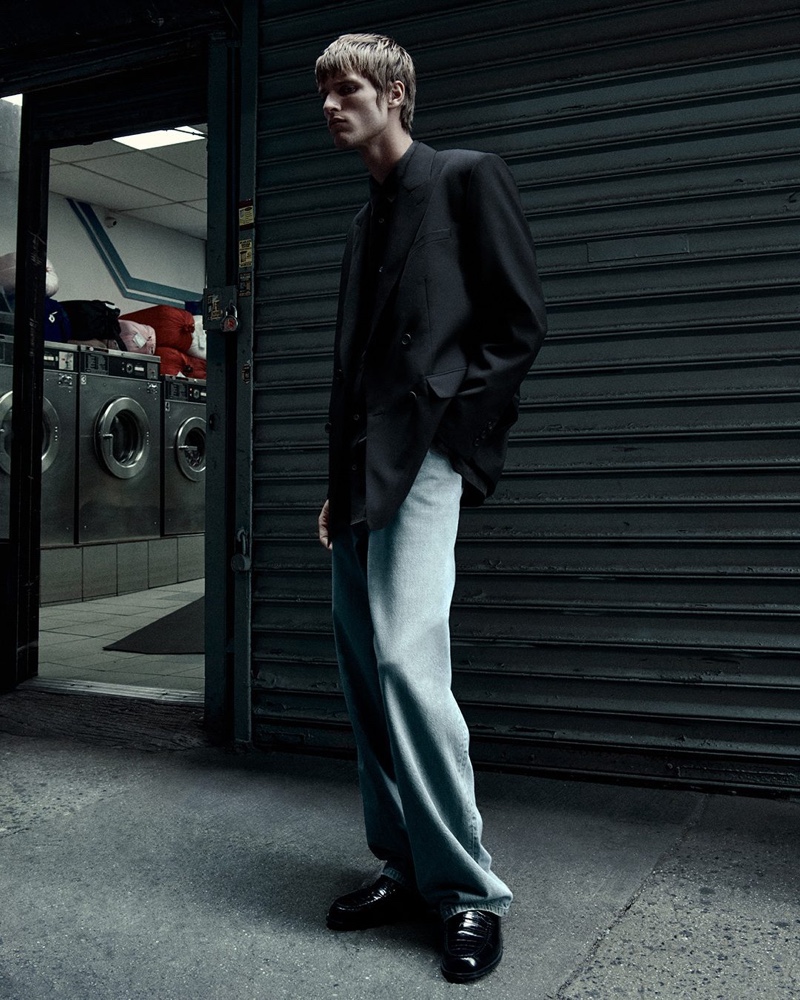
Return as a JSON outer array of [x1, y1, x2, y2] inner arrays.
[[231, 526, 252, 572], [203, 286, 237, 332]]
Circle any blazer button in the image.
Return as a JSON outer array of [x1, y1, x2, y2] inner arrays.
[[352, 413, 361, 422], [400, 334, 412, 347], [409, 390, 417, 401]]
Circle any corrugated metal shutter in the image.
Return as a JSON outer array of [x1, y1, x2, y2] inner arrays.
[[0, 1, 235, 94], [253, 0, 800, 791]]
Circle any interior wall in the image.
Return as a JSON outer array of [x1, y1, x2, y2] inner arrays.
[[0, 195, 204, 314], [0, 179, 16, 255], [46, 194, 205, 312], [0, 101, 20, 258]]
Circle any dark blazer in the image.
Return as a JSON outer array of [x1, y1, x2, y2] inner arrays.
[[327, 141, 547, 532]]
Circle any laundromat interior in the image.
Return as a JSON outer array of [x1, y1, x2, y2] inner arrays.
[[0, 94, 208, 697]]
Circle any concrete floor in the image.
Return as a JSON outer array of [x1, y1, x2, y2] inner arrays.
[[35, 580, 204, 701], [9, 583, 799, 997], [0, 688, 798, 1000]]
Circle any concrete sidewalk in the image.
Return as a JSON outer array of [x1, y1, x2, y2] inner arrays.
[[0, 687, 798, 1000]]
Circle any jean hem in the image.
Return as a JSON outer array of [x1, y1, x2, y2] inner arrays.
[[440, 902, 511, 921], [382, 865, 415, 891]]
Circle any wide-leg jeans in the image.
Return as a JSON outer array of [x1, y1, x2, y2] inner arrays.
[[331, 448, 512, 919]]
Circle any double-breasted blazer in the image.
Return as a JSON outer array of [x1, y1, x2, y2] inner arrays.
[[327, 141, 547, 532]]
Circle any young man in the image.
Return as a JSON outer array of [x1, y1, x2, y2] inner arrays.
[[315, 33, 547, 983]]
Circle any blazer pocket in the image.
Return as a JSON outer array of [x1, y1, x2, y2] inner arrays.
[[425, 367, 467, 399], [408, 227, 452, 256]]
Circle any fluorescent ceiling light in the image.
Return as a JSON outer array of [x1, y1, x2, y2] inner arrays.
[[2, 94, 23, 106], [112, 126, 205, 150]]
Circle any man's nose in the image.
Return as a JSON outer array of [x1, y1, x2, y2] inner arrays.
[[323, 93, 339, 116]]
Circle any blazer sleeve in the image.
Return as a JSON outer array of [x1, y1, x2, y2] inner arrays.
[[434, 153, 547, 460]]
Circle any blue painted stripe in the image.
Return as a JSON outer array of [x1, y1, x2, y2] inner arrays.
[[67, 199, 202, 307]]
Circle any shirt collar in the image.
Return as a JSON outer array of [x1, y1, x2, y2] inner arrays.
[[369, 140, 418, 203]]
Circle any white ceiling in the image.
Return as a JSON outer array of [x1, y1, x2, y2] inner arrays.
[[49, 126, 207, 240]]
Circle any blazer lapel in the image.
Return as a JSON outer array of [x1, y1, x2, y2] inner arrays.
[[338, 205, 368, 373], [338, 143, 438, 366], [366, 142, 436, 345]]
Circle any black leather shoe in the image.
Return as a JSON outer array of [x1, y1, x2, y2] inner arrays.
[[327, 875, 421, 931], [440, 910, 503, 983]]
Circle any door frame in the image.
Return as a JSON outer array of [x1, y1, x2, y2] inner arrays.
[[204, 20, 257, 746], [0, 22, 256, 746], [5, 104, 49, 691]]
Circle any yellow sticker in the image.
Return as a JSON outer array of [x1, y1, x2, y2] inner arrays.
[[238, 201, 255, 227], [238, 238, 254, 268]]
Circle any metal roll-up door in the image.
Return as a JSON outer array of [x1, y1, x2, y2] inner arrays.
[[252, 0, 800, 791], [25, 55, 208, 146]]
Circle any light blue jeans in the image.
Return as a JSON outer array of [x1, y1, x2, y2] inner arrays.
[[331, 448, 512, 920]]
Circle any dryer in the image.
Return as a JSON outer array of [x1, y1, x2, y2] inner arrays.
[[76, 347, 161, 543], [161, 375, 206, 536], [0, 335, 78, 544]]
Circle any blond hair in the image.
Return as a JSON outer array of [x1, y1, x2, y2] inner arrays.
[[315, 33, 416, 133]]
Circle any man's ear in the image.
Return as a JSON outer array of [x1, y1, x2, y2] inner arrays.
[[386, 80, 405, 110]]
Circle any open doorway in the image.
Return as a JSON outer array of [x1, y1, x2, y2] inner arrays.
[[32, 123, 209, 701], [3, 32, 254, 743]]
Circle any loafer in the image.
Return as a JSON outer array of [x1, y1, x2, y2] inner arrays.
[[440, 910, 503, 983], [327, 874, 421, 930]]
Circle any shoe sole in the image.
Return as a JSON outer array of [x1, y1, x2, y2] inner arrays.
[[440, 947, 503, 984]]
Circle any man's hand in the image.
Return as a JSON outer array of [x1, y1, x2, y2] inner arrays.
[[318, 499, 332, 550]]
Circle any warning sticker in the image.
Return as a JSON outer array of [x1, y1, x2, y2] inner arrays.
[[238, 238, 254, 268], [238, 200, 255, 228]]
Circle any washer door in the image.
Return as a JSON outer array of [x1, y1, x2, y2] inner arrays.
[[0, 390, 60, 474], [94, 396, 150, 479], [174, 414, 206, 482]]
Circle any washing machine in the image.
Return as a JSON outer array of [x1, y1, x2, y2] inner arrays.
[[161, 375, 206, 536], [76, 346, 161, 543], [0, 335, 78, 544]]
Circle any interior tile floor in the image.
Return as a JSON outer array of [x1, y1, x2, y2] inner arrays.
[[34, 579, 204, 704]]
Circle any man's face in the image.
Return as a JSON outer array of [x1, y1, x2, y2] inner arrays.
[[319, 72, 393, 150]]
